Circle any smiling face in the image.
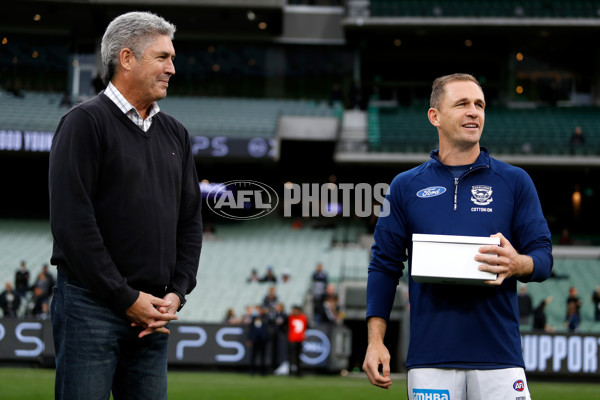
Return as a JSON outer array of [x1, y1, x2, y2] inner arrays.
[[130, 34, 175, 104], [428, 79, 486, 156], [113, 34, 176, 116]]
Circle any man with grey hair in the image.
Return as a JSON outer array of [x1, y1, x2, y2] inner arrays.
[[49, 11, 202, 399]]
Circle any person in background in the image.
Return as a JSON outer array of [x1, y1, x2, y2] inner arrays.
[[224, 308, 241, 325], [311, 262, 328, 322], [322, 283, 343, 324], [246, 305, 270, 376], [270, 302, 288, 372], [558, 227, 573, 245], [48, 11, 202, 399], [261, 266, 277, 283], [14, 260, 30, 299], [518, 284, 533, 325], [0, 282, 21, 317], [533, 296, 555, 332], [565, 301, 581, 332], [592, 286, 600, 322], [569, 125, 585, 154], [565, 286, 582, 322], [262, 286, 278, 312], [363, 73, 553, 399], [31, 264, 55, 304], [247, 269, 260, 283], [279, 269, 292, 284], [288, 305, 308, 377]]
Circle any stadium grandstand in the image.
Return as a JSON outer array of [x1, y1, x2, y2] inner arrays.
[[1, 0, 600, 378]]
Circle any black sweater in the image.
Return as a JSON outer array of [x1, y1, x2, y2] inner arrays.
[[49, 93, 203, 312]]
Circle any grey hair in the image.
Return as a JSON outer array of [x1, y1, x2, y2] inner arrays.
[[100, 11, 176, 84]]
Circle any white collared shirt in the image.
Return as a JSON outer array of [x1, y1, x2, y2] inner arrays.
[[104, 82, 160, 132]]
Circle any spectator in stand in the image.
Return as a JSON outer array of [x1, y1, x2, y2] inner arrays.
[[518, 284, 533, 325], [279, 269, 291, 284], [311, 262, 328, 322], [262, 286, 278, 312], [42, 264, 56, 287], [565, 301, 581, 332], [288, 305, 308, 377], [59, 92, 73, 108], [592, 286, 600, 322], [37, 302, 51, 320], [27, 286, 47, 317], [558, 228, 573, 245], [322, 283, 342, 324], [247, 269, 260, 283], [31, 272, 52, 304], [0, 282, 21, 317], [14, 260, 30, 299], [246, 305, 269, 376], [261, 266, 277, 283], [32, 264, 56, 303], [224, 308, 241, 325], [565, 286, 582, 321], [240, 305, 252, 325], [569, 125, 585, 155], [270, 302, 288, 372], [533, 296, 555, 332]]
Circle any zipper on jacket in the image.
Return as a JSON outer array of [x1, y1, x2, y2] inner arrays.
[[452, 164, 489, 211], [454, 178, 459, 211]]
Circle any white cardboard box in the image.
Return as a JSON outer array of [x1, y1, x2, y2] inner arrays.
[[411, 233, 499, 285]]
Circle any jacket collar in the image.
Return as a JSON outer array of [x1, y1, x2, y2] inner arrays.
[[429, 146, 491, 169]]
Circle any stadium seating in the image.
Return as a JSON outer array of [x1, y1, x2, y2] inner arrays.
[[181, 217, 370, 322], [521, 258, 600, 333], [160, 96, 342, 138], [369, 0, 600, 18], [0, 91, 342, 139], [1, 217, 599, 332], [0, 217, 370, 323], [367, 105, 600, 155], [0, 92, 66, 132]]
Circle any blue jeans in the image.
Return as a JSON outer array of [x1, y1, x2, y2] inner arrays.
[[51, 272, 168, 400]]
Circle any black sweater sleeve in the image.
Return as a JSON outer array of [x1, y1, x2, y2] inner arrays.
[[168, 123, 203, 299], [49, 104, 139, 311]]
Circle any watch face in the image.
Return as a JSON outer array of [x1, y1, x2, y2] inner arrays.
[[178, 296, 186, 311]]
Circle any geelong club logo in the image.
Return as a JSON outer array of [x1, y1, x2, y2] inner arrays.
[[471, 185, 493, 206]]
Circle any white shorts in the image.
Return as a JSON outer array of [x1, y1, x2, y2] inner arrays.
[[407, 367, 531, 400]]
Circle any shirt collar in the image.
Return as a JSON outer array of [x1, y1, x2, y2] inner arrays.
[[104, 82, 160, 120]]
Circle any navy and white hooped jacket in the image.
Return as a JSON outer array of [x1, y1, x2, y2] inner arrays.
[[367, 147, 553, 370]]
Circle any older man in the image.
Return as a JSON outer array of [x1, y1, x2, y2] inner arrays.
[[49, 11, 202, 399]]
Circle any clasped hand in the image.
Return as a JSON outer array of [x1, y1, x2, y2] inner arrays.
[[125, 291, 181, 338]]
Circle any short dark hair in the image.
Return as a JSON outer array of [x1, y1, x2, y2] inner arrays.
[[430, 73, 482, 109]]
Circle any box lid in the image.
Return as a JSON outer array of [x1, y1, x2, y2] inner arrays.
[[412, 233, 500, 246]]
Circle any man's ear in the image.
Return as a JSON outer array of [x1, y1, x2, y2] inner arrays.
[[427, 108, 440, 127], [119, 48, 134, 72]]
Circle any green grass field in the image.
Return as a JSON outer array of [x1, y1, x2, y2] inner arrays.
[[0, 368, 598, 399]]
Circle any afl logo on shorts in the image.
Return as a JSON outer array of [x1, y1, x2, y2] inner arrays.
[[513, 380, 525, 392]]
